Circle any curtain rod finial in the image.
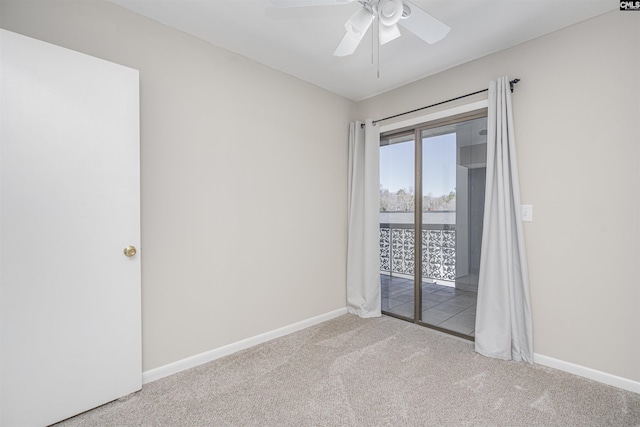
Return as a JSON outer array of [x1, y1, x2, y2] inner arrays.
[[510, 78, 521, 93]]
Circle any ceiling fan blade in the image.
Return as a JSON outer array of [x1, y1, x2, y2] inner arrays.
[[379, 23, 401, 45], [333, 32, 363, 56], [269, 0, 355, 7], [398, 0, 450, 44], [333, 7, 373, 56]]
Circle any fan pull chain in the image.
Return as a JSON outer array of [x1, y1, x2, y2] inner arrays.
[[376, 15, 380, 78], [371, 13, 375, 66]]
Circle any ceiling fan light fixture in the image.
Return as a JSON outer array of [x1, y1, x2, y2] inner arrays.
[[329, 0, 449, 57], [378, 0, 403, 26], [379, 23, 401, 45]]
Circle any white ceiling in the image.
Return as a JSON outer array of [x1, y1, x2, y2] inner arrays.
[[108, 0, 616, 101]]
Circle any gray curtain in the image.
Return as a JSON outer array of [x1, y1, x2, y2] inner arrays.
[[475, 77, 533, 362], [346, 120, 381, 318]]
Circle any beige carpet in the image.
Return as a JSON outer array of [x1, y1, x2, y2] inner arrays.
[[58, 314, 640, 426]]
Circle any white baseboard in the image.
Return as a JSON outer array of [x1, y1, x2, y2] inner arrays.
[[142, 312, 639, 395], [534, 353, 640, 394], [142, 307, 348, 384]]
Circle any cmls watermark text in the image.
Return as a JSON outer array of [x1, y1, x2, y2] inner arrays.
[[620, 1, 640, 10]]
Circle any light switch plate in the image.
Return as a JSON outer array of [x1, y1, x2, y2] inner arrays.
[[521, 205, 533, 222]]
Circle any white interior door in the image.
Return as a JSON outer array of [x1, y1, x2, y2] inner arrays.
[[0, 29, 141, 426]]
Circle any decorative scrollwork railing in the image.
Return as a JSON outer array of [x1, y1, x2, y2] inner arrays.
[[380, 224, 455, 281]]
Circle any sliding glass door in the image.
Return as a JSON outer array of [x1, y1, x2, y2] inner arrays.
[[380, 132, 416, 320], [380, 113, 487, 338]]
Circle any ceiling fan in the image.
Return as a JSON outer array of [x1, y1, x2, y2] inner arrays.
[[270, 0, 451, 57]]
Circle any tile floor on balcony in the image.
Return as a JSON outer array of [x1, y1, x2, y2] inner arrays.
[[381, 274, 477, 337]]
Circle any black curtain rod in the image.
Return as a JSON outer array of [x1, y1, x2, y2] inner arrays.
[[367, 78, 520, 126]]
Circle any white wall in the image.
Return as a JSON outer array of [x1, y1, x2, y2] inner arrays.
[[0, 0, 356, 371], [358, 11, 640, 382]]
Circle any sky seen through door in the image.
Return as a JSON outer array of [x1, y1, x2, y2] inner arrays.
[[380, 133, 456, 199]]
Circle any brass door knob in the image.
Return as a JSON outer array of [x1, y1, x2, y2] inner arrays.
[[124, 245, 137, 257]]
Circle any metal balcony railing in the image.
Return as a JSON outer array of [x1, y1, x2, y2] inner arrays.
[[380, 223, 456, 281]]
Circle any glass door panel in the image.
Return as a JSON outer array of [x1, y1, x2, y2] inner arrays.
[[419, 117, 487, 337], [380, 133, 415, 320]]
